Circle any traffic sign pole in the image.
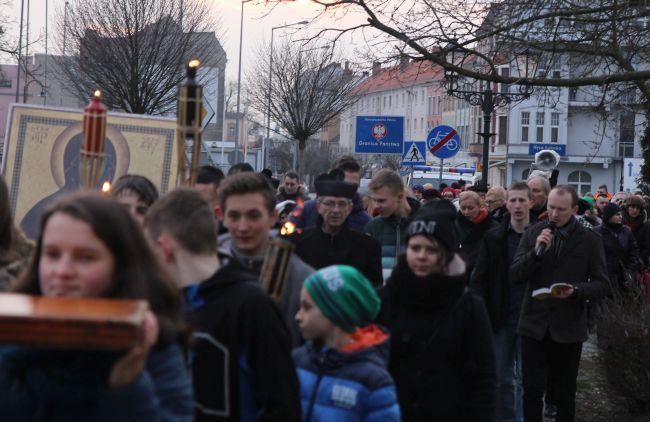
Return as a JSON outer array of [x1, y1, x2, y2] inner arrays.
[[438, 158, 444, 187]]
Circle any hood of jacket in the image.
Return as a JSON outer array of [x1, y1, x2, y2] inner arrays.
[[304, 324, 391, 370]]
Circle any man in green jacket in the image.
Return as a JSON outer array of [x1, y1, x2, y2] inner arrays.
[[364, 169, 420, 281]]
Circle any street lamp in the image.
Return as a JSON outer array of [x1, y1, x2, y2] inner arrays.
[[234, 0, 253, 165], [264, 20, 308, 169], [443, 45, 537, 188]]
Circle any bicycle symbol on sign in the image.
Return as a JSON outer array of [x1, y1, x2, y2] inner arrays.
[[429, 132, 458, 151]]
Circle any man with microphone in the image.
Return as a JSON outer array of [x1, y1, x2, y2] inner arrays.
[[510, 185, 609, 422]]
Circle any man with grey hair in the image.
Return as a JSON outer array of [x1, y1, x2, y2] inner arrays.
[[527, 176, 551, 223], [486, 186, 508, 223]]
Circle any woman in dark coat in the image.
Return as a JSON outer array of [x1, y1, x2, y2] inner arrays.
[[594, 203, 640, 291], [455, 191, 498, 276], [622, 194, 650, 267], [376, 200, 496, 421]]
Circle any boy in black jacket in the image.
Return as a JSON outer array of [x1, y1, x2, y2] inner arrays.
[[145, 188, 300, 421]]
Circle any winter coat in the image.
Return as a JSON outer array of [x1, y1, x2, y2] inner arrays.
[[471, 219, 526, 331], [455, 210, 498, 276], [510, 218, 610, 343], [289, 217, 383, 286], [276, 186, 310, 204], [592, 222, 640, 290], [292, 325, 400, 421], [218, 233, 314, 347], [185, 259, 301, 421], [364, 197, 420, 277], [622, 207, 650, 266], [289, 194, 371, 232], [376, 254, 496, 421], [0, 344, 193, 421]]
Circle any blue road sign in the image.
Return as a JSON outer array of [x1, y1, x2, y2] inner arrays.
[[528, 143, 566, 156], [402, 141, 427, 165], [427, 125, 461, 159], [355, 116, 404, 154]]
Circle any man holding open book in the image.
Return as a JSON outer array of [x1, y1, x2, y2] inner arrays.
[[510, 185, 609, 422]]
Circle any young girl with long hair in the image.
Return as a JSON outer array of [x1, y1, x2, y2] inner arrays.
[[0, 192, 193, 420]]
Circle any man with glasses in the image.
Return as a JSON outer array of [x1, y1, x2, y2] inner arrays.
[[486, 186, 509, 223], [290, 169, 382, 286]]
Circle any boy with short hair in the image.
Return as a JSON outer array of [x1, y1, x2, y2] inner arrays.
[[293, 265, 400, 421], [145, 189, 301, 421], [365, 169, 420, 280], [217, 172, 313, 346]]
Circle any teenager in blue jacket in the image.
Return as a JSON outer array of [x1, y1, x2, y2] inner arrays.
[[0, 193, 193, 421], [293, 265, 400, 421]]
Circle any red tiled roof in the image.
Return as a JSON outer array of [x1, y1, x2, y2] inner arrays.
[[353, 60, 445, 95]]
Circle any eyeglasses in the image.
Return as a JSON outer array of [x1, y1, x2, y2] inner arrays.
[[484, 199, 502, 205], [319, 199, 351, 209]]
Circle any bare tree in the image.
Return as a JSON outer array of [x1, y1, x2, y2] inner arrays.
[[271, 0, 650, 187], [246, 40, 361, 179], [55, 0, 223, 115]]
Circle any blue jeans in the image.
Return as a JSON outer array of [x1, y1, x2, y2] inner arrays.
[[494, 324, 524, 422]]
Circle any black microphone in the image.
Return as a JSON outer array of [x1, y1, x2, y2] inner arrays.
[[534, 222, 556, 257]]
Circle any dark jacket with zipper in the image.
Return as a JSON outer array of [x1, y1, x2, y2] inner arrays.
[[292, 326, 400, 421], [289, 216, 382, 286], [376, 254, 496, 421], [471, 218, 526, 331], [185, 258, 301, 421], [364, 197, 420, 274], [510, 218, 610, 343]]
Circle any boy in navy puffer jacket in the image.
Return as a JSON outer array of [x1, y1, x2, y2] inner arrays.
[[293, 265, 400, 421]]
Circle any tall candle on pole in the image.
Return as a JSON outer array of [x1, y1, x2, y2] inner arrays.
[[176, 59, 203, 186], [80, 90, 107, 189]]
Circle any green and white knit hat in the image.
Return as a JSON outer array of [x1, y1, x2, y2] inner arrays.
[[304, 265, 380, 333]]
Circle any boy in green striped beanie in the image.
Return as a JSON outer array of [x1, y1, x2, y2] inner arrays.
[[293, 265, 400, 420]]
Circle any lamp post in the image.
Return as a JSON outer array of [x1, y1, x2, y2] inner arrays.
[[444, 46, 536, 189], [234, 0, 252, 165], [264, 20, 308, 169]]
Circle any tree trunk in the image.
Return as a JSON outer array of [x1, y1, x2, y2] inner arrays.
[[640, 105, 650, 194], [298, 139, 307, 181]]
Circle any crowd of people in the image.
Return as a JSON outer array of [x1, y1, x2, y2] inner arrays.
[[0, 154, 646, 421]]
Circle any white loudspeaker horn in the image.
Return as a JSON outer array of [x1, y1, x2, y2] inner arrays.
[[533, 149, 560, 171]]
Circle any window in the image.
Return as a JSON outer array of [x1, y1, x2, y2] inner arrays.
[[620, 111, 635, 157], [383, 97, 386, 108], [521, 112, 530, 142], [551, 112, 560, 143], [389, 95, 392, 107], [568, 171, 592, 196], [228, 124, 235, 140], [569, 88, 578, 101], [0, 79, 11, 88], [420, 118, 424, 130], [499, 67, 510, 93], [498, 116, 508, 144], [536, 112, 544, 142]]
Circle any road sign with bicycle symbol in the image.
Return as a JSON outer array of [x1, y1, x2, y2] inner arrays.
[[427, 125, 461, 159]]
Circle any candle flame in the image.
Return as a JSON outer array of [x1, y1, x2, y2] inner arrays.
[[101, 181, 111, 193], [188, 59, 200, 68], [280, 221, 296, 236], [94, 90, 102, 98]]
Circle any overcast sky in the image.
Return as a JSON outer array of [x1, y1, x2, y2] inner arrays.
[[6, 0, 372, 81]]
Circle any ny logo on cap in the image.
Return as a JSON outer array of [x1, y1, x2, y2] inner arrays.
[[408, 220, 436, 236]]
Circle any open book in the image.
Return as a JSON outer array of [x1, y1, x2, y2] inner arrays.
[[532, 283, 574, 299]]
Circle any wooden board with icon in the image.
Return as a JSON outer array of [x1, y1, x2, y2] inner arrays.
[[2, 104, 179, 239]]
